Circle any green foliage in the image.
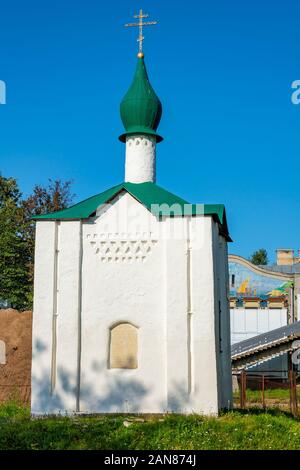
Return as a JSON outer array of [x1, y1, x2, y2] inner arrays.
[[0, 176, 22, 208], [0, 175, 74, 310], [0, 400, 30, 420], [250, 248, 268, 266], [21, 179, 75, 304], [21, 179, 75, 218], [233, 388, 300, 405], [0, 176, 31, 309], [0, 404, 299, 450]]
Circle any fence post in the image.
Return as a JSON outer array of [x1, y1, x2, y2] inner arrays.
[[295, 372, 298, 416], [289, 370, 298, 417], [240, 370, 246, 409], [262, 374, 265, 409]]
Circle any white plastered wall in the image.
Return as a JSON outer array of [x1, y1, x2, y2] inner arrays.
[[80, 192, 166, 412], [31, 221, 57, 413], [187, 217, 231, 414], [31, 192, 232, 415], [31, 221, 81, 413], [230, 308, 288, 344], [125, 135, 156, 183], [212, 224, 233, 409]]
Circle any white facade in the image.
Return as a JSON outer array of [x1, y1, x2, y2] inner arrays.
[[230, 308, 287, 345], [229, 255, 295, 372], [31, 191, 232, 415], [229, 255, 293, 346], [125, 135, 156, 183]]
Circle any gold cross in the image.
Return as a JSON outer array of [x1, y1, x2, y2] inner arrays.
[[125, 9, 158, 57]]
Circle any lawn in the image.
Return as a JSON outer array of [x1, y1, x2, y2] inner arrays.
[[233, 387, 300, 409], [233, 387, 292, 402], [0, 401, 300, 450]]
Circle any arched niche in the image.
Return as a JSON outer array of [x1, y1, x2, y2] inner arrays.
[[109, 323, 138, 369]]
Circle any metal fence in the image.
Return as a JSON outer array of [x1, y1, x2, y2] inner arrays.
[[232, 370, 299, 416]]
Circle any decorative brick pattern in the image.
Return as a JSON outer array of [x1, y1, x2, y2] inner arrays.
[[86, 233, 158, 263]]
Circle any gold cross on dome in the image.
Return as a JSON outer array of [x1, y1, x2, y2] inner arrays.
[[125, 9, 158, 57]]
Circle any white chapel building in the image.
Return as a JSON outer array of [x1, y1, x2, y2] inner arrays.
[[31, 49, 233, 415]]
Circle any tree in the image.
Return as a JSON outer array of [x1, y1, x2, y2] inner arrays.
[[21, 179, 74, 247], [0, 176, 75, 310], [0, 175, 31, 309], [0, 175, 21, 207], [21, 179, 75, 305], [21, 179, 75, 218], [250, 248, 268, 266]]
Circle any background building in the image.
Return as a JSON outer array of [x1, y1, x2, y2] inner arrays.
[[229, 250, 300, 372]]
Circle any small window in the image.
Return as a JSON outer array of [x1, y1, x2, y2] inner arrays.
[[231, 274, 235, 288], [109, 323, 138, 369], [0, 340, 6, 365]]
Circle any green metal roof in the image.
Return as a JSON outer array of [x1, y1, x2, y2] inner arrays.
[[119, 56, 163, 143], [32, 182, 232, 241]]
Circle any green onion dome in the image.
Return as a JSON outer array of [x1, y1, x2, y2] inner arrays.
[[119, 55, 163, 143]]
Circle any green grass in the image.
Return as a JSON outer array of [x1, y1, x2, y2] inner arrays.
[[234, 388, 292, 402], [233, 388, 300, 405], [0, 401, 300, 450]]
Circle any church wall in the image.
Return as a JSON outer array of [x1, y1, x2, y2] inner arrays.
[[213, 225, 233, 409], [163, 218, 189, 412], [55, 221, 81, 411], [189, 217, 220, 415], [31, 221, 59, 413], [31, 195, 232, 415], [221, 235, 234, 408], [211, 221, 221, 410], [31, 221, 82, 413], [80, 193, 166, 412]]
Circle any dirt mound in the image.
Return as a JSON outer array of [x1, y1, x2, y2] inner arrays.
[[0, 309, 32, 404]]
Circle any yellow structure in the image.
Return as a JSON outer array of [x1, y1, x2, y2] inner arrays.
[[237, 278, 249, 294]]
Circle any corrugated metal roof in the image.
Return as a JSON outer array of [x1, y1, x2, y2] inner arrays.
[[32, 182, 232, 241], [260, 264, 300, 274], [232, 321, 300, 357]]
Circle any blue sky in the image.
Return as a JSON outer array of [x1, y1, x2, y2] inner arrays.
[[0, 0, 299, 262]]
